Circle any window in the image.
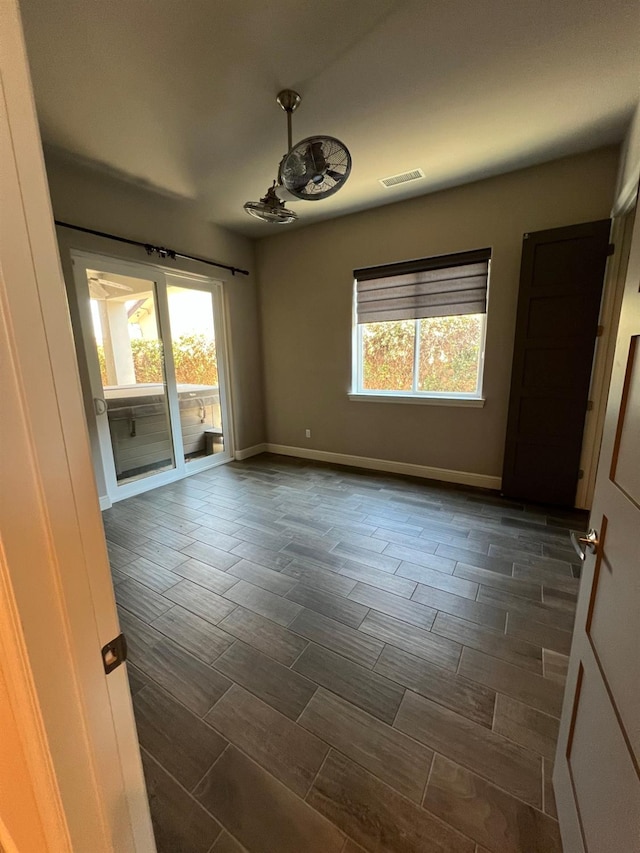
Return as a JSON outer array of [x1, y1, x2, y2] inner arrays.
[[351, 248, 490, 403]]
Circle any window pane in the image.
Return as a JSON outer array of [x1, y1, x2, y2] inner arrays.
[[418, 314, 482, 393], [361, 320, 415, 391]]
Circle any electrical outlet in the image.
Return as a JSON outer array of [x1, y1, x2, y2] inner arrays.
[[305, 429, 311, 438]]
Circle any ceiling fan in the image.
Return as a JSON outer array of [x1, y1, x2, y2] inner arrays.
[[244, 89, 352, 225], [88, 276, 134, 299]]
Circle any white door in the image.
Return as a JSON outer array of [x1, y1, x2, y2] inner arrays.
[[0, 1, 155, 849], [554, 201, 640, 851], [71, 252, 234, 502]]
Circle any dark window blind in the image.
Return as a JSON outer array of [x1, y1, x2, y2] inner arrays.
[[355, 248, 491, 324]]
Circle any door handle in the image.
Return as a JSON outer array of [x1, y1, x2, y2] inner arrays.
[[94, 397, 107, 416], [570, 528, 599, 562]]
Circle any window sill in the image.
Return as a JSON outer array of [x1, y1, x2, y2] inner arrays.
[[348, 392, 485, 408]]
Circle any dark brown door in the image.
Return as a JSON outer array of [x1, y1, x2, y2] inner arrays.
[[502, 219, 611, 506]]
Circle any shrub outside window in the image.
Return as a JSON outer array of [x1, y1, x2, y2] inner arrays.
[[353, 249, 490, 399]]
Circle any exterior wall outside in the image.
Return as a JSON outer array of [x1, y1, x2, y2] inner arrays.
[[44, 152, 266, 497], [256, 146, 619, 482]]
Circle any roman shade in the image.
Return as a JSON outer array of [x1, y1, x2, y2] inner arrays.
[[355, 248, 491, 324]]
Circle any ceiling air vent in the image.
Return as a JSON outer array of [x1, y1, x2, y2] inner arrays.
[[379, 168, 425, 188]]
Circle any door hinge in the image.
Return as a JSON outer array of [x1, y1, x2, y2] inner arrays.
[[586, 400, 594, 411], [607, 243, 615, 256], [596, 325, 604, 337], [101, 633, 128, 674], [577, 469, 584, 480]]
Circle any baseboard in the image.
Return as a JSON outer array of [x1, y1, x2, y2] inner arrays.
[[264, 443, 502, 490], [99, 495, 112, 510], [235, 443, 267, 461]]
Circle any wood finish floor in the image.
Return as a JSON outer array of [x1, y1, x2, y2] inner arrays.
[[103, 454, 585, 853]]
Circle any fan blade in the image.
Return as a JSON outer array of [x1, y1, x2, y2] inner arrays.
[[326, 169, 344, 182], [97, 278, 133, 292]]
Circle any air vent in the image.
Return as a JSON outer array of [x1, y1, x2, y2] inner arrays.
[[379, 168, 425, 188]]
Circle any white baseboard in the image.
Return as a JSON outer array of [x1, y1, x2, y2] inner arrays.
[[99, 495, 112, 510], [265, 443, 502, 491], [235, 443, 267, 461]]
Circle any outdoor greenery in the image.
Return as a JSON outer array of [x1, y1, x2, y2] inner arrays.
[[362, 314, 482, 393], [97, 333, 218, 387]]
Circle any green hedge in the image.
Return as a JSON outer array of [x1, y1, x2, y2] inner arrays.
[[97, 334, 218, 387]]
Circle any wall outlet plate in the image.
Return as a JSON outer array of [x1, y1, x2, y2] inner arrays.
[[305, 429, 311, 438]]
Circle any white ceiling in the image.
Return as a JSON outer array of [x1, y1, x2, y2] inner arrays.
[[20, 0, 640, 238]]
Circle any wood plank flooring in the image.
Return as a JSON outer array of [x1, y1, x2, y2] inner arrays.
[[104, 453, 585, 853]]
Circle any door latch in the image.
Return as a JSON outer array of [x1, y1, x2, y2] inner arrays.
[[101, 633, 128, 674]]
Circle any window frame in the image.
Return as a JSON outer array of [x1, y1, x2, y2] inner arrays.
[[350, 257, 490, 406]]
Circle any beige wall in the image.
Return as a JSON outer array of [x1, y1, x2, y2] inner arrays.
[[257, 146, 619, 482], [44, 153, 266, 496]]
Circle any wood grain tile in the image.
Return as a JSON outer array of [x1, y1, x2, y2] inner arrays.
[[397, 562, 478, 598], [282, 561, 358, 596], [188, 526, 243, 552], [458, 648, 564, 718], [289, 608, 383, 668], [171, 558, 237, 595], [281, 540, 345, 571], [213, 641, 316, 720], [348, 583, 436, 629], [137, 638, 232, 717], [412, 584, 507, 631], [331, 541, 401, 573], [227, 559, 296, 595], [165, 579, 237, 625], [543, 649, 569, 685], [151, 605, 234, 663], [211, 831, 248, 852], [477, 587, 574, 632], [223, 579, 302, 627], [359, 610, 461, 670], [394, 691, 543, 808], [286, 583, 369, 628], [181, 540, 241, 571], [505, 613, 573, 655], [205, 685, 328, 797], [299, 689, 432, 802], [194, 746, 344, 853], [218, 606, 307, 666], [375, 645, 495, 727], [141, 749, 221, 853], [543, 758, 558, 820], [131, 539, 191, 570], [423, 754, 561, 853], [117, 556, 181, 593], [432, 612, 543, 675], [493, 694, 560, 760], [338, 559, 417, 598], [453, 562, 542, 601], [513, 563, 580, 595], [115, 577, 171, 623], [435, 543, 514, 575], [230, 540, 293, 570], [117, 606, 163, 658], [133, 683, 227, 790], [383, 544, 457, 574], [293, 643, 404, 724], [307, 751, 473, 853], [106, 540, 137, 568]]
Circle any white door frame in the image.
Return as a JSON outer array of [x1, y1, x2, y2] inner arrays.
[[70, 250, 236, 503], [0, 2, 155, 849]]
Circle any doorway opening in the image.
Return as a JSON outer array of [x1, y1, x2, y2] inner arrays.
[[71, 251, 234, 503]]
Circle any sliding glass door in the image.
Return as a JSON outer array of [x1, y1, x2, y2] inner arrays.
[[72, 253, 233, 501]]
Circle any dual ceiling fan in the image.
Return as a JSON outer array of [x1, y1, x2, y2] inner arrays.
[[244, 89, 352, 224]]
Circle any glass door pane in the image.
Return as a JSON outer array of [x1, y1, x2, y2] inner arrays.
[[87, 268, 176, 486], [166, 284, 226, 463]]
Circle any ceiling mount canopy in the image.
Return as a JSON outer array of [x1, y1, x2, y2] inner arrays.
[[243, 89, 352, 224]]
